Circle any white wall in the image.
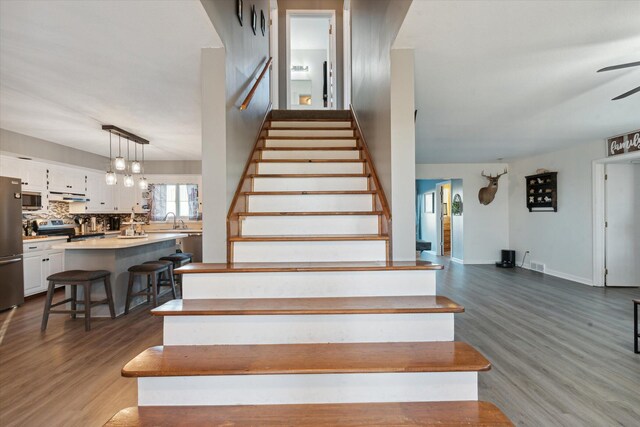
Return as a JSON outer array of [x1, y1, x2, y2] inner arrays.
[[390, 49, 416, 260], [416, 163, 509, 264], [508, 140, 605, 285]]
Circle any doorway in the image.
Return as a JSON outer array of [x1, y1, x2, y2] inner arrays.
[[439, 182, 452, 256], [286, 10, 336, 110], [593, 155, 640, 287]]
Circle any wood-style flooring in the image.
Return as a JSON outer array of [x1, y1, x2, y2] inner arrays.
[[425, 255, 640, 426], [1, 262, 639, 426]]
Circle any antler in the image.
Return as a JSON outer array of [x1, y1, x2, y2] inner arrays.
[[496, 168, 508, 178], [481, 170, 491, 178]]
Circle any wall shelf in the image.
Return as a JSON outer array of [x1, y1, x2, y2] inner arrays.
[[526, 171, 557, 212]]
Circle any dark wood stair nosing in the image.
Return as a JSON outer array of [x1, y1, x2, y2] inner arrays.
[[229, 234, 390, 242], [121, 341, 492, 378], [242, 191, 377, 196], [233, 211, 383, 217], [104, 401, 513, 426], [249, 174, 370, 178], [252, 159, 366, 163], [151, 296, 464, 316], [175, 260, 444, 274]]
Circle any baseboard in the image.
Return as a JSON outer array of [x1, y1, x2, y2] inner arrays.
[[451, 257, 464, 264], [462, 259, 495, 265], [521, 265, 594, 286]]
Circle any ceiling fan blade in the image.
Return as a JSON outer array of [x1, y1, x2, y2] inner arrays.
[[612, 85, 640, 100], [597, 61, 640, 72]]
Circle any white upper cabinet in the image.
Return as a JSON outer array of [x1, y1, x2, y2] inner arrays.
[[48, 165, 86, 194], [0, 157, 46, 191]]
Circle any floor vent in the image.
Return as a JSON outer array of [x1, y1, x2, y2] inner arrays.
[[530, 262, 545, 273]]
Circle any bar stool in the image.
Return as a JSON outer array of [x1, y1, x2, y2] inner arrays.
[[160, 252, 193, 291], [41, 270, 115, 332], [125, 262, 176, 313]]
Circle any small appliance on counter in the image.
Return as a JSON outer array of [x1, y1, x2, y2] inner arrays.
[[108, 216, 121, 232], [33, 219, 106, 242], [0, 176, 24, 310], [495, 250, 516, 268]]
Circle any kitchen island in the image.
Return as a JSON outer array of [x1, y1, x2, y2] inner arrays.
[[52, 233, 183, 317]]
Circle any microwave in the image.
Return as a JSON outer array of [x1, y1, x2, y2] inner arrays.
[[22, 191, 43, 211]]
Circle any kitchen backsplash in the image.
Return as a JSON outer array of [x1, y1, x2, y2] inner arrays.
[[22, 201, 149, 226]]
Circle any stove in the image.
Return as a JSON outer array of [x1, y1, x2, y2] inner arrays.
[[33, 219, 105, 242]]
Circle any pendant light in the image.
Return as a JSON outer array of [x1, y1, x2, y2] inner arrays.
[[105, 131, 117, 185], [138, 144, 148, 190], [123, 138, 134, 187], [115, 134, 126, 170], [131, 140, 141, 174]]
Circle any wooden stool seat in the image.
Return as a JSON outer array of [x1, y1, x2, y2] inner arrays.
[[41, 270, 115, 332], [125, 262, 177, 314], [47, 269, 110, 282], [160, 253, 191, 263]]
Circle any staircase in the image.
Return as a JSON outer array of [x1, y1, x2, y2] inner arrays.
[[106, 110, 512, 426]]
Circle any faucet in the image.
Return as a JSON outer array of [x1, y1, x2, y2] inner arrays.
[[163, 212, 177, 229], [178, 219, 187, 230]]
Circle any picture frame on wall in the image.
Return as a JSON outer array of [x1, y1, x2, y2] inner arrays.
[[236, 0, 243, 26], [260, 10, 266, 36], [251, 5, 257, 35]]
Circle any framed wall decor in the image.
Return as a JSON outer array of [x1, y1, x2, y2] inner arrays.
[[452, 194, 463, 215], [251, 5, 257, 35], [236, 0, 243, 26], [260, 10, 266, 36], [424, 192, 434, 213]]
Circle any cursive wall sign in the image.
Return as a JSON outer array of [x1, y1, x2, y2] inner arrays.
[[607, 129, 640, 156]]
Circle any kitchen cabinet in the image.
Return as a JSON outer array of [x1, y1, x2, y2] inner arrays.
[[22, 244, 65, 297], [48, 165, 86, 194], [0, 157, 46, 191]]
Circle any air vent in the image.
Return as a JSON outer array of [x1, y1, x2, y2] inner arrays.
[[530, 262, 545, 273]]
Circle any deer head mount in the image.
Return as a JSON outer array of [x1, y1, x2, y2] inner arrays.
[[478, 168, 507, 205]]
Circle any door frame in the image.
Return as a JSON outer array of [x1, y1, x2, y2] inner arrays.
[[269, 2, 279, 109], [434, 181, 451, 257], [592, 151, 640, 287], [285, 9, 337, 110]]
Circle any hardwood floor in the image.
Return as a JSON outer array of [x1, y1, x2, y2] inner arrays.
[[423, 255, 640, 426], [1, 263, 638, 426]]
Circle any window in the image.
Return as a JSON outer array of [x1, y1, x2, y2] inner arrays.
[[149, 184, 199, 221]]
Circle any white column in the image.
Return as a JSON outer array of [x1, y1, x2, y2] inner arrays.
[[201, 48, 228, 262], [390, 49, 416, 260]]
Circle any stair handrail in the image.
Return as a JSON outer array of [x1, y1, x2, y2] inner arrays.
[[240, 57, 273, 111]]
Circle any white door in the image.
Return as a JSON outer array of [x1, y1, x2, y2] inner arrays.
[[604, 164, 639, 287]]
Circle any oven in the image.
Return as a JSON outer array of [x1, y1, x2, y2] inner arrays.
[[22, 191, 42, 211]]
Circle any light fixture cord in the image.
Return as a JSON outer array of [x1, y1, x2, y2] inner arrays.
[[134, 140, 138, 161], [109, 131, 112, 169], [141, 144, 145, 175], [126, 138, 130, 172]]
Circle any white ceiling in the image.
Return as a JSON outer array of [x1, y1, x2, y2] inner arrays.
[[0, 0, 221, 161], [394, 0, 640, 164]]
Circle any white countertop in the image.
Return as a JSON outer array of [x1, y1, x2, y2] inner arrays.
[[145, 229, 202, 235], [23, 236, 68, 244], [52, 233, 183, 250]]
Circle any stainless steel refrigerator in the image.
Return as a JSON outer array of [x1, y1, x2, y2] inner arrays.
[[0, 176, 24, 310]]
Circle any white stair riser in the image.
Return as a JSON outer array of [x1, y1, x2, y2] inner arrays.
[[233, 240, 387, 263], [265, 139, 357, 148], [182, 271, 436, 299], [241, 215, 379, 235], [268, 129, 354, 137], [261, 150, 361, 160], [270, 121, 351, 128], [262, 150, 360, 160], [163, 313, 454, 345], [257, 162, 364, 175], [138, 372, 478, 406], [253, 177, 368, 191], [247, 194, 373, 213]]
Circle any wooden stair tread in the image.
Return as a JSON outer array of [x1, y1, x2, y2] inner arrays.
[[151, 296, 464, 316], [175, 260, 443, 274], [259, 147, 361, 151], [262, 136, 358, 140], [253, 159, 365, 163], [268, 127, 354, 131], [242, 190, 377, 196], [105, 401, 513, 426], [234, 211, 383, 217], [121, 341, 491, 377], [249, 173, 369, 178], [229, 234, 389, 242]]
